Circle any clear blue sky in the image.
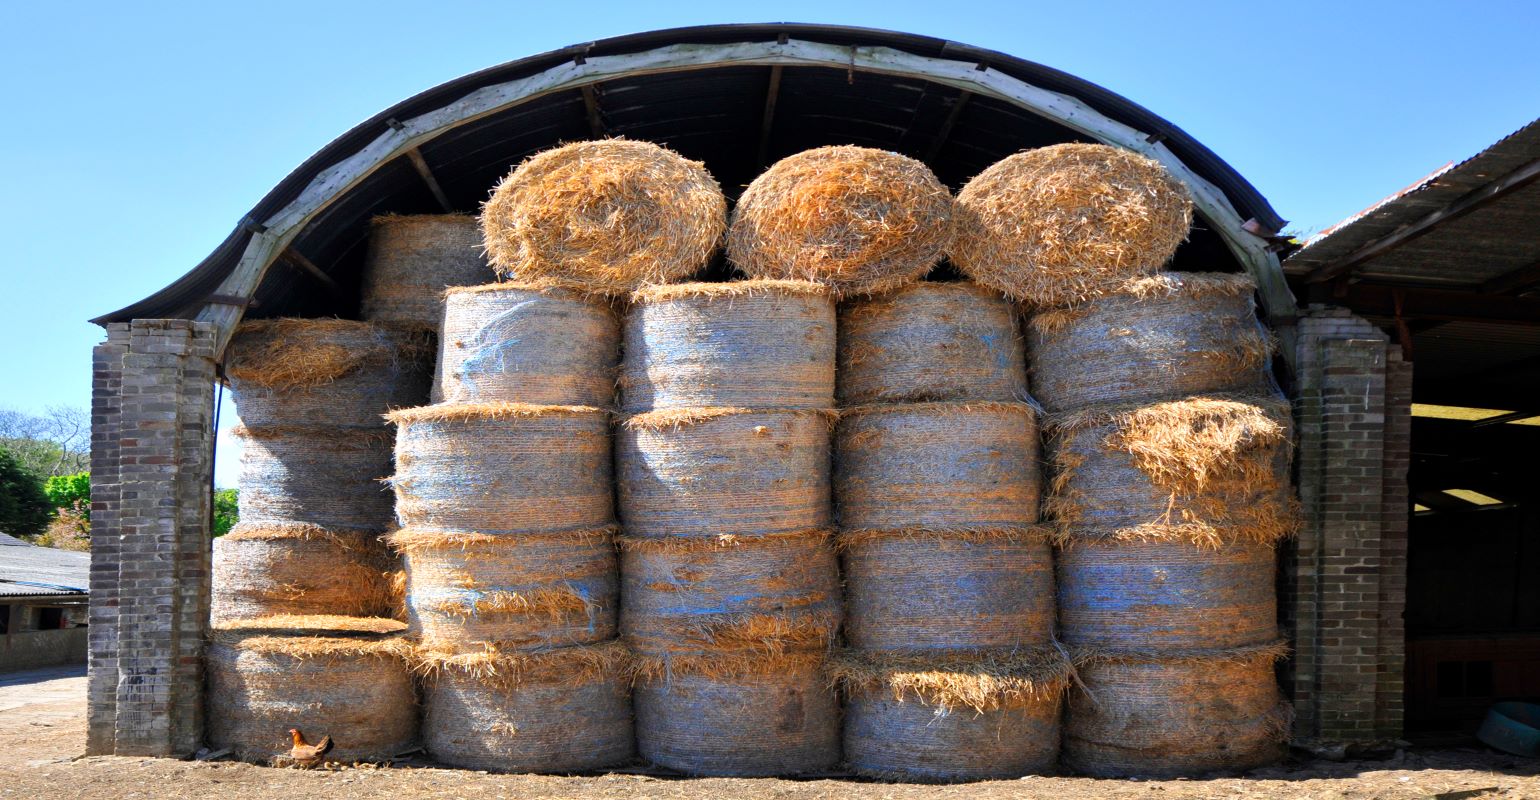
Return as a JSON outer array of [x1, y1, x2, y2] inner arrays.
[[2, 1, 1537, 486]]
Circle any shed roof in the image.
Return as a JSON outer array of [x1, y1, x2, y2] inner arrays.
[[0, 533, 89, 598]]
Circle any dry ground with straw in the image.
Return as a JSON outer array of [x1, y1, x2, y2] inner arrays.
[[4, 667, 1538, 799]]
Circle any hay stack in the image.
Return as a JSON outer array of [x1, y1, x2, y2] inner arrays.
[[361, 214, 496, 332], [951, 143, 1193, 307], [1027, 273, 1275, 413], [212, 523, 394, 624], [837, 282, 1027, 404], [435, 282, 619, 406], [481, 139, 726, 294], [620, 281, 835, 411], [235, 426, 395, 530], [728, 146, 953, 298]]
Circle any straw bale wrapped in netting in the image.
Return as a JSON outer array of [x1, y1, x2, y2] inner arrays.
[[833, 649, 1072, 782], [837, 281, 1027, 404], [1064, 643, 1291, 778], [951, 143, 1193, 307], [389, 403, 612, 534], [235, 426, 395, 530], [1058, 538, 1277, 651], [835, 402, 1040, 531], [633, 652, 839, 776], [1027, 273, 1275, 412], [361, 214, 496, 332], [225, 319, 433, 428], [620, 280, 834, 411], [388, 528, 617, 651], [1045, 395, 1298, 546], [435, 282, 619, 406], [482, 139, 726, 294], [618, 408, 833, 538], [620, 531, 840, 659], [416, 641, 634, 772], [206, 621, 417, 764], [728, 146, 953, 298], [212, 523, 394, 624], [839, 527, 1054, 651]]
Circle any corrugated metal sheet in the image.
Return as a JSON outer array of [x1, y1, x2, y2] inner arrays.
[[0, 534, 88, 598]]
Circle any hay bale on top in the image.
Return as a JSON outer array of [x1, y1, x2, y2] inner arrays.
[[1027, 273, 1275, 413], [837, 281, 1027, 404], [225, 319, 432, 428], [728, 146, 953, 298], [389, 403, 612, 534], [617, 408, 833, 539], [436, 282, 619, 406], [951, 143, 1193, 307], [839, 527, 1054, 651], [481, 139, 726, 295], [417, 642, 634, 772], [212, 523, 394, 625], [389, 528, 618, 652], [361, 214, 496, 332], [235, 426, 395, 530], [620, 280, 834, 412], [835, 402, 1040, 531]]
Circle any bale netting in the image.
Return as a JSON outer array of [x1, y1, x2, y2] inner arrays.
[[389, 403, 613, 534], [838, 527, 1054, 651], [1057, 538, 1278, 651], [837, 281, 1028, 404], [727, 146, 953, 298], [224, 319, 433, 428], [388, 528, 618, 652], [360, 214, 496, 332], [1027, 273, 1275, 413], [633, 651, 839, 776], [416, 642, 634, 772], [206, 624, 418, 764], [950, 143, 1193, 307], [235, 425, 395, 530], [481, 139, 726, 294], [212, 523, 394, 625], [1045, 395, 1298, 546], [617, 408, 834, 539], [835, 402, 1040, 531], [1064, 643, 1291, 778], [832, 649, 1072, 782], [620, 531, 840, 659], [620, 280, 835, 412], [435, 282, 619, 406]]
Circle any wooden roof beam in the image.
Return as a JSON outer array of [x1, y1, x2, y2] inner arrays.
[[1482, 256, 1540, 295], [580, 84, 606, 138], [278, 249, 345, 299], [923, 89, 971, 163], [756, 65, 783, 168], [388, 118, 455, 212], [1337, 283, 1540, 326]]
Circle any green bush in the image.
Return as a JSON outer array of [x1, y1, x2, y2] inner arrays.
[[45, 472, 90, 517], [0, 447, 51, 538], [213, 488, 239, 536]]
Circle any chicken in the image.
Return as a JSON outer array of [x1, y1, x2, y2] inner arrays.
[[287, 728, 334, 767]]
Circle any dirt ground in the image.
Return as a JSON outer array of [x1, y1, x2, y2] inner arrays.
[[2, 666, 1536, 800]]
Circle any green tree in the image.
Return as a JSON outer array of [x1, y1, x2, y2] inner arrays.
[[45, 472, 91, 517], [0, 447, 51, 537], [213, 488, 239, 536]]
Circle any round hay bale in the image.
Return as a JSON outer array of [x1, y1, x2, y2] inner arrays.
[[235, 426, 395, 530], [206, 628, 417, 764], [1045, 396, 1298, 546], [833, 650, 1071, 782], [835, 402, 1040, 531], [1058, 538, 1278, 651], [225, 319, 433, 428], [417, 642, 634, 772], [435, 282, 619, 406], [837, 281, 1027, 404], [481, 139, 726, 294], [389, 403, 612, 534], [728, 146, 953, 298], [361, 214, 496, 332], [1064, 645, 1290, 778], [620, 280, 834, 411], [212, 523, 394, 625], [633, 653, 839, 776], [389, 528, 618, 652], [617, 408, 833, 539], [1027, 273, 1275, 412], [620, 531, 840, 658], [839, 527, 1054, 651], [951, 143, 1193, 307]]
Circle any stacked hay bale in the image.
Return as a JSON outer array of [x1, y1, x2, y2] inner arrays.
[[832, 281, 1067, 782], [361, 214, 496, 335], [954, 143, 1294, 777]]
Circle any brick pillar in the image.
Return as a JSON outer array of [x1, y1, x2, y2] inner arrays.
[[87, 324, 129, 754]]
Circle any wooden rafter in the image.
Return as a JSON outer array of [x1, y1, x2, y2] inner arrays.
[[756, 66, 783, 168], [277, 249, 345, 298], [924, 89, 971, 163], [580, 84, 605, 138], [404, 148, 454, 212], [1482, 256, 1540, 295], [1336, 283, 1540, 326]]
